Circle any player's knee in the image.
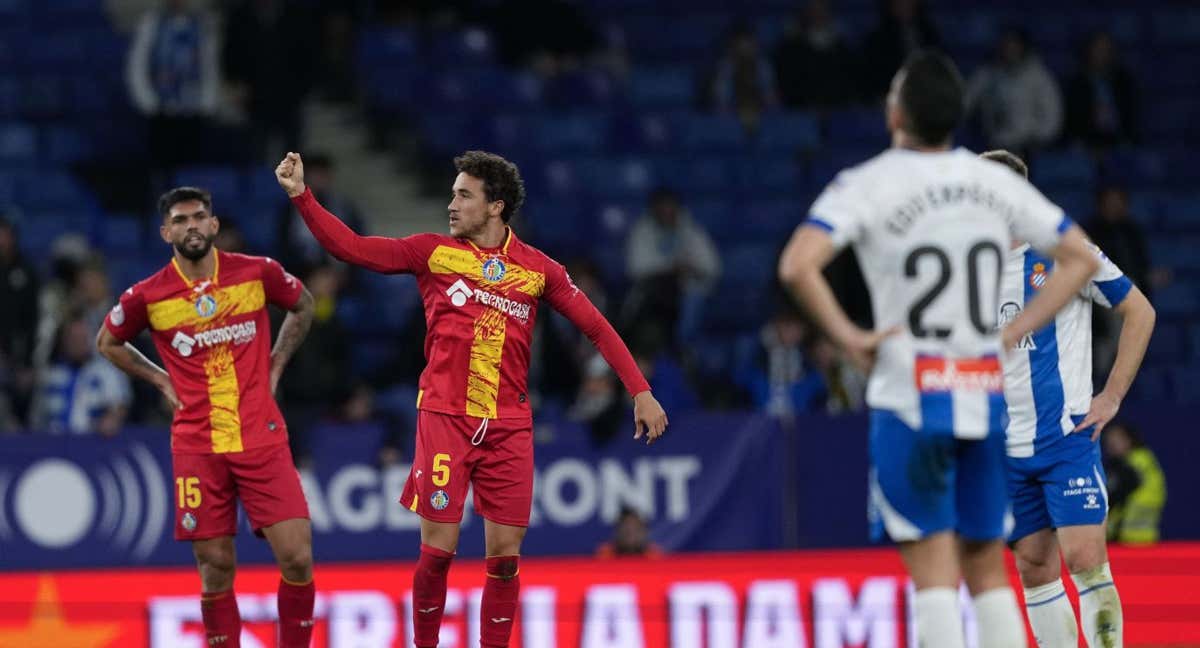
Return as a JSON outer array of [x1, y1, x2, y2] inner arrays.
[[1063, 541, 1106, 575], [194, 542, 237, 574], [487, 556, 519, 581], [277, 545, 313, 579]]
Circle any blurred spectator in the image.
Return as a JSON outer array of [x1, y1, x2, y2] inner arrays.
[[536, 259, 609, 406], [711, 23, 780, 131], [596, 507, 662, 558], [966, 28, 1063, 153], [861, 0, 940, 100], [70, 261, 114, 336], [0, 217, 40, 428], [1064, 31, 1139, 151], [223, 0, 317, 159], [33, 235, 93, 373], [214, 217, 247, 254], [1085, 186, 1149, 294], [1104, 421, 1165, 545], [773, 0, 861, 111], [567, 354, 624, 447], [808, 336, 867, 414], [487, 0, 602, 76], [29, 313, 131, 436], [276, 264, 351, 465], [632, 333, 698, 414], [736, 310, 827, 418], [125, 0, 220, 171], [623, 189, 721, 348], [277, 154, 364, 277]]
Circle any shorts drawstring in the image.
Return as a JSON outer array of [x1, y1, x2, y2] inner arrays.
[[471, 417, 490, 446]]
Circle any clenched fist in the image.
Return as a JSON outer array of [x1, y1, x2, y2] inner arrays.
[[275, 152, 307, 198]]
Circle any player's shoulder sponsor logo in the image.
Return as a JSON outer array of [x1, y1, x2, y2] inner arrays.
[[1029, 262, 1048, 290], [430, 489, 450, 511], [481, 257, 507, 283], [110, 303, 125, 326], [195, 294, 218, 318]]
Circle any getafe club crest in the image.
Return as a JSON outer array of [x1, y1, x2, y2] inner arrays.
[[430, 490, 450, 511], [195, 294, 218, 317], [481, 257, 507, 283], [181, 512, 198, 532]]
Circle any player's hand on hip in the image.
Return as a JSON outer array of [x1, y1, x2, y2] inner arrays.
[[842, 326, 900, 374], [275, 152, 307, 198], [633, 391, 668, 445], [1075, 390, 1120, 441]]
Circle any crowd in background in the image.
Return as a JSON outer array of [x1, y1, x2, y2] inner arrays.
[[0, 1, 1169, 538]]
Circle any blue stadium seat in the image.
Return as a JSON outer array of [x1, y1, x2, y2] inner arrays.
[[533, 113, 609, 153], [1152, 282, 1199, 317], [42, 126, 91, 163], [19, 170, 90, 209], [577, 157, 658, 199], [1043, 190, 1091, 224], [543, 69, 617, 108], [419, 112, 480, 156], [934, 11, 1001, 52], [1145, 321, 1185, 364], [740, 154, 805, 192], [1191, 325, 1200, 362], [679, 114, 746, 151], [592, 201, 642, 245], [1103, 150, 1169, 188], [243, 168, 283, 207], [756, 112, 820, 152], [1159, 194, 1200, 233], [1171, 367, 1200, 404], [429, 27, 495, 66], [100, 215, 143, 255], [826, 109, 889, 145], [1149, 236, 1200, 272], [742, 200, 805, 240], [0, 123, 36, 161], [619, 15, 727, 61], [627, 67, 695, 108], [1128, 365, 1171, 402], [357, 27, 418, 63], [1151, 9, 1200, 46], [1031, 150, 1095, 191], [362, 65, 422, 112], [171, 166, 239, 205], [688, 200, 736, 239], [0, 79, 18, 117], [21, 76, 68, 117], [664, 156, 736, 196]]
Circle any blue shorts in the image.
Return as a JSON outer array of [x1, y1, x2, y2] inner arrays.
[[868, 409, 1011, 543], [1007, 417, 1108, 544]]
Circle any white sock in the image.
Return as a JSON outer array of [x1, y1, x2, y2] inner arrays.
[[1023, 579, 1079, 648], [914, 587, 965, 648], [973, 587, 1028, 648], [1072, 563, 1123, 648]]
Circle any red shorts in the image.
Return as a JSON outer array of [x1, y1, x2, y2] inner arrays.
[[172, 442, 309, 541], [401, 410, 533, 527]]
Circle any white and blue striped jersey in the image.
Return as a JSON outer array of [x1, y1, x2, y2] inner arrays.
[[807, 148, 1070, 439], [999, 243, 1133, 457]]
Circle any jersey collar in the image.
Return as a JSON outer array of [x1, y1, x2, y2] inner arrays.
[[171, 247, 220, 289], [1008, 242, 1031, 262], [466, 228, 513, 256]]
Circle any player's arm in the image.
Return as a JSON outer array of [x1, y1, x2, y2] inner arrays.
[[275, 152, 420, 274], [1002, 225, 1100, 350], [543, 263, 668, 444], [778, 225, 894, 372], [1077, 283, 1155, 439], [95, 327, 181, 410], [269, 285, 314, 397]]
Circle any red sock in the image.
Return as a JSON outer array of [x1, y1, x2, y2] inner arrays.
[[200, 589, 241, 647], [481, 555, 520, 648], [277, 578, 315, 648], [413, 544, 454, 648]]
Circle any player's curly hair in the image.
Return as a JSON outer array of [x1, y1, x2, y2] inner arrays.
[[454, 150, 525, 223]]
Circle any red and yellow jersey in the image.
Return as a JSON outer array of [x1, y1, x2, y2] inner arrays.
[[291, 188, 651, 421], [104, 250, 304, 454]]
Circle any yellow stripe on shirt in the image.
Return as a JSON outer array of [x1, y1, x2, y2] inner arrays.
[[147, 280, 266, 331]]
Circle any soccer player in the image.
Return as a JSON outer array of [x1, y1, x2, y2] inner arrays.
[[274, 150, 668, 648], [982, 149, 1156, 648], [96, 187, 317, 648], [778, 51, 1101, 648]]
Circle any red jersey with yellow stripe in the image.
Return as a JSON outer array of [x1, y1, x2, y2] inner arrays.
[[291, 188, 650, 421], [104, 250, 304, 454]]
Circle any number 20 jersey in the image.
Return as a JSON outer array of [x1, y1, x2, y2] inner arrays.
[[807, 148, 1070, 439]]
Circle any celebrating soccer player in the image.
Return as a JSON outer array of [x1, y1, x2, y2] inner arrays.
[[97, 187, 317, 648], [982, 149, 1155, 648], [779, 51, 1101, 648], [275, 149, 668, 648]]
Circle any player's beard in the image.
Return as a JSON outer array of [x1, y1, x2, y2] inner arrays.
[[451, 214, 487, 240], [175, 232, 215, 261]]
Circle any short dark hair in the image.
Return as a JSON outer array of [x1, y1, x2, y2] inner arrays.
[[158, 186, 212, 219], [897, 50, 965, 147], [980, 150, 1028, 178], [453, 150, 525, 223]]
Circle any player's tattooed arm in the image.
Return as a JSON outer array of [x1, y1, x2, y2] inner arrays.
[[269, 286, 315, 397], [95, 326, 182, 410]]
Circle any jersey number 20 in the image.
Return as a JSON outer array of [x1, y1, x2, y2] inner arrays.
[[905, 241, 1003, 338]]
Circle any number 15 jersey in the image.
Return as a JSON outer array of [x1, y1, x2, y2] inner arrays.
[[806, 148, 1070, 439]]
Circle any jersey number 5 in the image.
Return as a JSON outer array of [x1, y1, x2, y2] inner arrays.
[[432, 453, 451, 487], [905, 242, 1003, 338]]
